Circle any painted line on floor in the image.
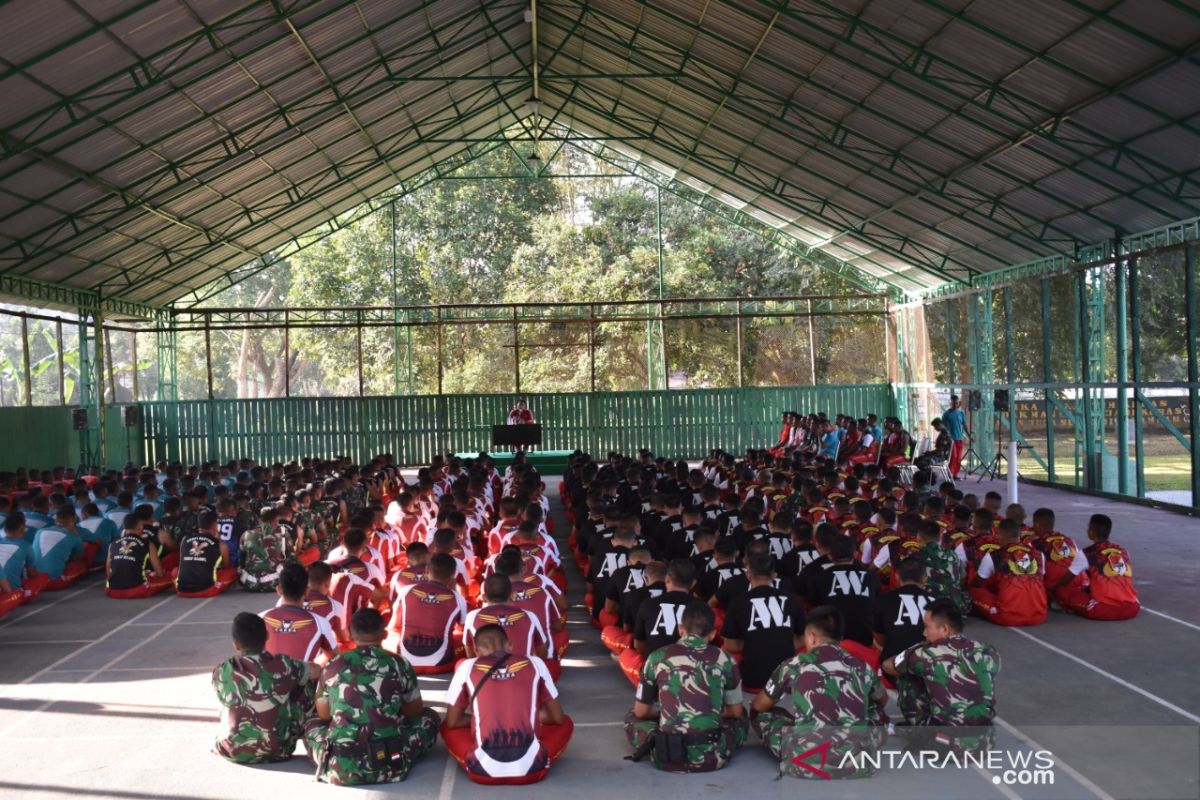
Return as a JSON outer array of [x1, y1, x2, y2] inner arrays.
[[1008, 627, 1200, 724], [436, 751, 458, 800], [0, 584, 94, 629], [14, 595, 175, 686], [1142, 607, 1200, 633], [0, 639, 95, 645], [81, 597, 219, 683], [0, 596, 209, 737], [994, 716, 1116, 800]]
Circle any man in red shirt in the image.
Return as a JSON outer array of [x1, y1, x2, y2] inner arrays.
[[387, 552, 467, 674], [303, 561, 350, 651], [507, 401, 535, 426], [465, 574, 554, 679], [262, 563, 337, 664], [1027, 507, 1087, 598], [1054, 514, 1140, 621], [442, 624, 573, 785], [969, 519, 1047, 627], [327, 528, 383, 635]]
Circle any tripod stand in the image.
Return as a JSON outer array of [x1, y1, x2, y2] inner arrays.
[[975, 414, 1006, 482]]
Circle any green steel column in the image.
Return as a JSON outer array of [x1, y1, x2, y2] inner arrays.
[[645, 186, 667, 391], [76, 309, 95, 467], [155, 315, 177, 402], [1041, 279, 1056, 483], [1080, 271, 1089, 489], [1129, 259, 1146, 497], [892, 308, 909, 430], [391, 200, 403, 395], [972, 291, 995, 468], [1115, 250, 1129, 495], [1186, 244, 1200, 507], [1079, 267, 1107, 490], [93, 310, 107, 468]]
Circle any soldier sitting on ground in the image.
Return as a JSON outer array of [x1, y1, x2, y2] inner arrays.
[[625, 601, 748, 773], [750, 605, 887, 779], [304, 608, 440, 786], [883, 598, 1000, 754], [212, 612, 318, 764]]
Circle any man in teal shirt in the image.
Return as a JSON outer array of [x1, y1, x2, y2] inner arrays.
[[32, 505, 88, 588], [941, 395, 969, 478], [1, 512, 50, 602]]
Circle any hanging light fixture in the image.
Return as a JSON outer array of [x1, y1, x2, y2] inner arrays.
[[524, 96, 542, 115]]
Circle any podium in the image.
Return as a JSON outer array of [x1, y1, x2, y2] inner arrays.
[[492, 423, 542, 448]]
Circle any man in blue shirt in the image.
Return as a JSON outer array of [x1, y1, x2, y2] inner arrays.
[[820, 422, 841, 460], [0, 512, 50, 607], [866, 414, 883, 444], [32, 505, 89, 589], [941, 395, 969, 478]]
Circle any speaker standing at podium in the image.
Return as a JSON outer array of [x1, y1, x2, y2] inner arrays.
[[507, 400, 534, 426]]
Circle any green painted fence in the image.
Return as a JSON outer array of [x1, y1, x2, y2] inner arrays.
[[0, 405, 140, 472], [134, 386, 892, 467], [0, 386, 891, 470]]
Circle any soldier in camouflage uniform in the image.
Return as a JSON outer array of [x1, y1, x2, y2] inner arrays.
[[750, 605, 887, 779], [315, 480, 346, 539], [625, 601, 748, 773], [342, 469, 369, 518], [305, 608, 440, 785], [212, 612, 317, 763], [239, 508, 294, 592], [884, 598, 1000, 754], [917, 520, 971, 616]]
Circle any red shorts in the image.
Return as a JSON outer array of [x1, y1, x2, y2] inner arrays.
[[601, 625, 632, 654], [619, 649, 645, 686], [106, 573, 173, 599], [597, 609, 620, 629], [46, 559, 89, 590], [551, 627, 569, 655], [176, 567, 239, 598], [0, 590, 23, 620], [442, 716, 574, 785], [297, 546, 320, 567], [21, 572, 51, 601], [159, 552, 180, 572]]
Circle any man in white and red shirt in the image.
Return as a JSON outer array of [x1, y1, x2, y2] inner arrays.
[[386, 553, 467, 674], [261, 563, 337, 663], [493, 548, 567, 658], [464, 574, 554, 679], [327, 525, 386, 585], [385, 491, 428, 547], [441, 624, 573, 785], [326, 528, 382, 634], [486, 498, 523, 555]]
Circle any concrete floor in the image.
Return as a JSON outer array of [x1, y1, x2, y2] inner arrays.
[[0, 477, 1197, 800]]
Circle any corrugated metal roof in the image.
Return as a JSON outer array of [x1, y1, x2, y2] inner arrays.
[[0, 0, 1198, 308]]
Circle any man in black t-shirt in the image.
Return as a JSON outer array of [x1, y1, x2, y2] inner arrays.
[[721, 553, 805, 692], [176, 511, 236, 597], [600, 546, 651, 629], [798, 534, 880, 647], [620, 559, 695, 685], [777, 520, 820, 585], [713, 539, 794, 612], [588, 528, 634, 621], [696, 537, 743, 603], [602, 558, 665, 655], [873, 556, 934, 663], [106, 516, 171, 599]]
